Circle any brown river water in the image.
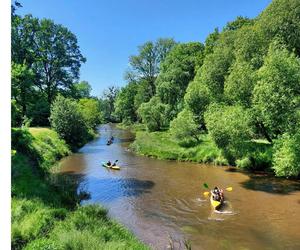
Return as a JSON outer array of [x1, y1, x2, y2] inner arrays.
[[59, 124, 300, 250]]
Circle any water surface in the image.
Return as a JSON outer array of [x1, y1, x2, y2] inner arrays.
[[59, 124, 300, 249]]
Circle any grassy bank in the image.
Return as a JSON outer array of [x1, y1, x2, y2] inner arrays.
[[131, 130, 228, 165], [129, 127, 273, 171], [11, 127, 148, 250]]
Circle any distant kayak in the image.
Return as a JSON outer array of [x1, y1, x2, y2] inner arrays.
[[101, 161, 120, 170], [210, 195, 223, 210]]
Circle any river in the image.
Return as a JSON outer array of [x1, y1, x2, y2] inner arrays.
[[59, 124, 300, 250]]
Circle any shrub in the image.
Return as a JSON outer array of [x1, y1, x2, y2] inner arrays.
[[49, 95, 90, 149], [273, 131, 300, 177], [170, 109, 200, 143], [204, 104, 253, 163]]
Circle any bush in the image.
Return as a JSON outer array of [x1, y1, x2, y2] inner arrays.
[[204, 104, 253, 163], [78, 98, 102, 130], [273, 131, 300, 177], [170, 109, 200, 143], [49, 95, 90, 149]]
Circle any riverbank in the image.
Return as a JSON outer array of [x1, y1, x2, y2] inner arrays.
[[11, 127, 148, 249], [118, 123, 274, 173]]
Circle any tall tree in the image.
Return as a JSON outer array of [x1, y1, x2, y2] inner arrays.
[[155, 42, 204, 114], [12, 14, 86, 104], [127, 38, 176, 97], [102, 86, 119, 121]]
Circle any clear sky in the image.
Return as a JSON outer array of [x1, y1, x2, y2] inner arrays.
[[17, 0, 272, 96]]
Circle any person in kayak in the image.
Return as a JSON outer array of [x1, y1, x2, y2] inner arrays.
[[112, 160, 118, 166], [107, 160, 112, 166], [211, 187, 224, 202]]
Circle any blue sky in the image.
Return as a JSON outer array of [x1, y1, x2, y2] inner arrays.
[[17, 0, 272, 96]]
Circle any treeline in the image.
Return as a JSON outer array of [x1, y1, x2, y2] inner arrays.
[[112, 0, 300, 177], [11, 2, 120, 149]]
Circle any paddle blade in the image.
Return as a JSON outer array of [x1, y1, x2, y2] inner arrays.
[[203, 191, 210, 197], [203, 183, 209, 189], [226, 187, 233, 191]]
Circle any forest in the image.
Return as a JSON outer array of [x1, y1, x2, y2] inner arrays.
[[111, 0, 300, 178]]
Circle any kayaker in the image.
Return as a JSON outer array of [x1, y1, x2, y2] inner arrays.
[[211, 187, 224, 202], [112, 159, 118, 166], [107, 160, 112, 166]]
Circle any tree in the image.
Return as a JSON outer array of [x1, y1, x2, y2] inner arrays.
[[78, 98, 103, 130], [203, 28, 220, 56], [170, 109, 200, 143], [273, 131, 300, 177], [195, 31, 236, 101], [12, 14, 86, 104], [127, 38, 176, 97], [253, 45, 300, 139], [204, 104, 253, 162], [223, 16, 254, 31], [11, 62, 35, 117], [184, 80, 210, 128], [72, 81, 92, 99], [224, 60, 257, 107], [114, 82, 138, 124], [50, 95, 89, 148], [102, 86, 119, 121], [257, 0, 300, 56], [155, 42, 204, 113], [137, 97, 170, 132]]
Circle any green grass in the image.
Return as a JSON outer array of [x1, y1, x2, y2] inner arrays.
[[12, 127, 148, 250], [131, 130, 227, 165]]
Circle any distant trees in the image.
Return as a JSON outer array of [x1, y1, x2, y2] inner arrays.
[[114, 82, 138, 124]]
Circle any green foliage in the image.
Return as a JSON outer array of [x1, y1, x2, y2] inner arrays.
[[127, 38, 176, 97], [253, 45, 300, 139], [50, 95, 90, 149], [131, 131, 223, 163], [11, 62, 35, 117], [195, 31, 236, 101], [257, 0, 300, 56], [273, 131, 300, 177], [184, 80, 210, 126], [223, 16, 254, 31], [204, 104, 253, 162], [203, 28, 220, 56], [12, 99, 23, 127], [102, 86, 120, 122], [137, 97, 170, 132], [170, 109, 200, 143], [29, 128, 70, 170], [114, 82, 138, 124], [72, 81, 92, 99], [78, 98, 102, 130], [224, 60, 257, 107], [156, 42, 204, 113]]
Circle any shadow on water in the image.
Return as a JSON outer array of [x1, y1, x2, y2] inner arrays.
[[240, 173, 300, 195], [83, 177, 155, 203]]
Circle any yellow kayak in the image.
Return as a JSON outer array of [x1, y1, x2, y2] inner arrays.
[[101, 162, 120, 170], [210, 195, 223, 210]]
